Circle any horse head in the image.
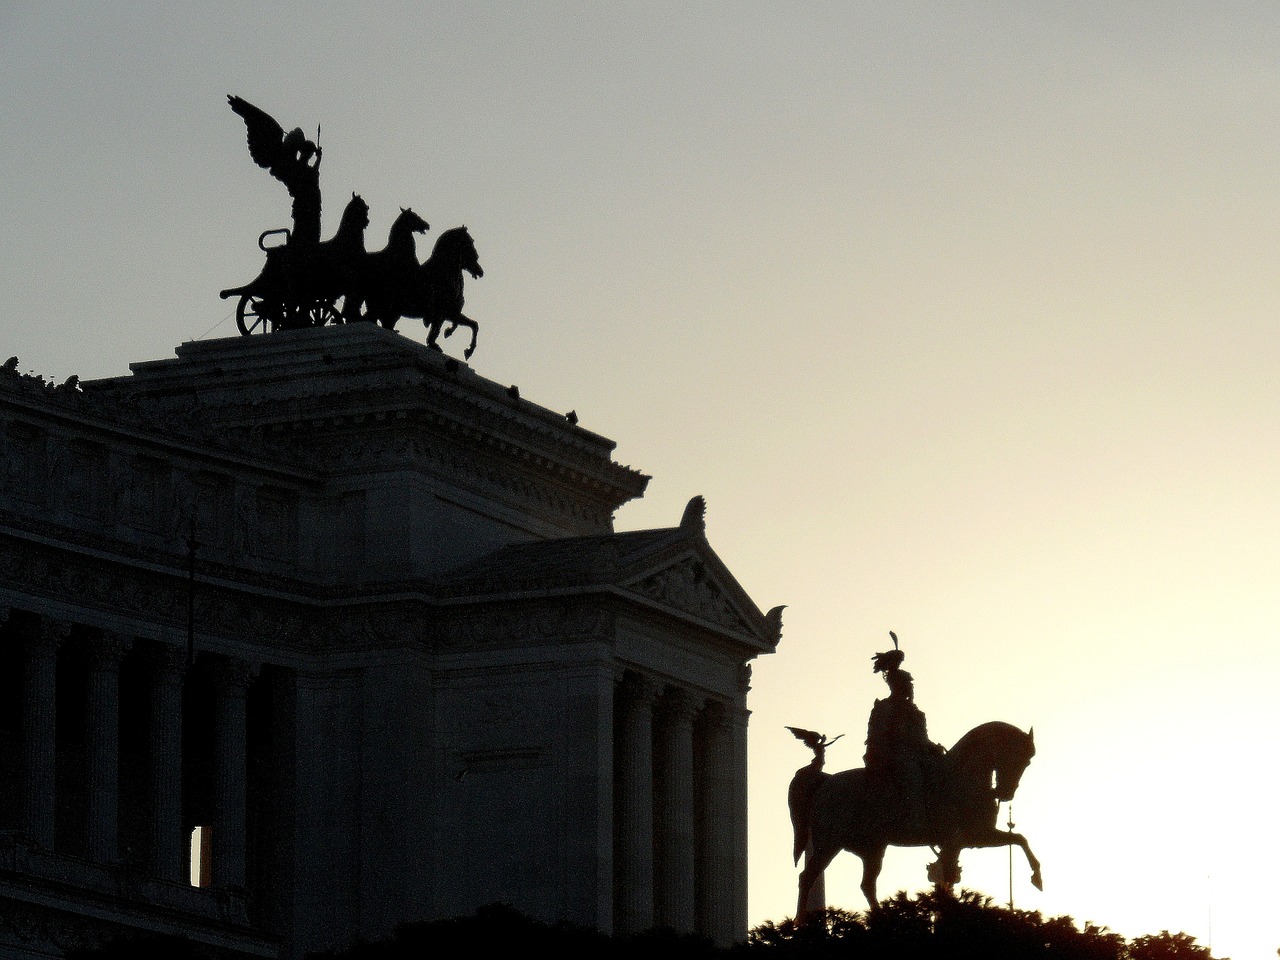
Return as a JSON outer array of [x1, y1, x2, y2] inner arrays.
[[332, 192, 370, 242], [948, 721, 1035, 803], [433, 226, 483, 279], [990, 724, 1035, 802], [392, 206, 430, 240], [345, 192, 370, 228]]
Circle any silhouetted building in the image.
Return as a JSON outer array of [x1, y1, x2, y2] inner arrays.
[[0, 327, 781, 958]]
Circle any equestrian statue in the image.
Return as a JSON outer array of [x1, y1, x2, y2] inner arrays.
[[220, 95, 486, 356], [788, 632, 1041, 918]]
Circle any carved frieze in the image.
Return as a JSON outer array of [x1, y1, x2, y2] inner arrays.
[[629, 557, 754, 636], [302, 429, 615, 530], [435, 598, 613, 650], [0, 536, 314, 655]]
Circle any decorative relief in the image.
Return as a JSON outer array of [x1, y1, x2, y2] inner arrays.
[[0, 536, 315, 654], [0, 902, 110, 953], [62, 439, 109, 521], [435, 599, 612, 650], [249, 486, 298, 563], [187, 470, 234, 551], [630, 558, 754, 635], [303, 430, 613, 529], [345, 606, 425, 649], [4, 421, 46, 504]]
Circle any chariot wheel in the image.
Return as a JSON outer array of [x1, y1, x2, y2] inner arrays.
[[235, 294, 273, 335], [309, 300, 343, 327]]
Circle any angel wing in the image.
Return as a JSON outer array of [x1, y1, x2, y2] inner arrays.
[[786, 726, 822, 749], [228, 95, 287, 171], [787, 726, 844, 752]]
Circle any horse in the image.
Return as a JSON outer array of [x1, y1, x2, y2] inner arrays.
[[353, 206, 430, 327], [219, 192, 371, 331], [404, 226, 483, 359], [313, 192, 370, 322], [792, 721, 1042, 918]]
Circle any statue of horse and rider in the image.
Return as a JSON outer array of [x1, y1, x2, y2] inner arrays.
[[788, 633, 1042, 918], [219, 96, 483, 358]]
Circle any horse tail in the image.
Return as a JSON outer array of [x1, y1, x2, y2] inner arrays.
[[788, 763, 829, 865]]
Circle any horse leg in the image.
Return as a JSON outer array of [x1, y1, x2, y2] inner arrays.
[[927, 846, 962, 894], [441, 316, 479, 359], [424, 317, 444, 351], [858, 846, 886, 911], [1012, 830, 1043, 890], [460, 315, 478, 359], [797, 840, 839, 921], [962, 827, 1043, 891]]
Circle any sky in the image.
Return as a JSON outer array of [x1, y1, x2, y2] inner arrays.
[[3, 2, 1279, 957]]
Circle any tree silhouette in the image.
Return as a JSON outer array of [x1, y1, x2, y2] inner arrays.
[[63, 894, 1226, 960], [1127, 931, 1219, 960]]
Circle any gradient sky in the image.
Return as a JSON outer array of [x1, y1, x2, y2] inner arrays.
[[3, 3, 1278, 957]]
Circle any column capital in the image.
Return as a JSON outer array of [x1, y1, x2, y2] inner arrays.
[[33, 616, 72, 652], [144, 642, 188, 679], [212, 656, 258, 695], [698, 697, 731, 731], [617, 669, 661, 706], [88, 631, 132, 666], [661, 686, 703, 725]]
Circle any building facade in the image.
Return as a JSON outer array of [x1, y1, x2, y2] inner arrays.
[[0, 327, 781, 958]]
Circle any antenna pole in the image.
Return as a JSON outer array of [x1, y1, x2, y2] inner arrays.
[[1007, 802, 1015, 909], [185, 519, 199, 669]]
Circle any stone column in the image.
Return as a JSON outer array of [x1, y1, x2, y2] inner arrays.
[[730, 666, 752, 937], [697, 700, 734, 945], [654, 686, 697, 932], [22, 617, 69, 849], [147, 644, 186, 881], [614, 672, 658, 936], [86, 631, 130, 864], [213, 657, 255, 888]]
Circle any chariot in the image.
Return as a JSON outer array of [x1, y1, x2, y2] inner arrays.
[[219, 228, 343, 335]]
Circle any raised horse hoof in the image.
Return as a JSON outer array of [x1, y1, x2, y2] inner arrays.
[[1031, 869, 1043, 891]]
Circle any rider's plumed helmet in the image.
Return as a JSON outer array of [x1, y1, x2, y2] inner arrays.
[[872, 630, 905, 674]]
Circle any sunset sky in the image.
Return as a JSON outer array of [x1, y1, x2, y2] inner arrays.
[[3, 3, 1279, 957]]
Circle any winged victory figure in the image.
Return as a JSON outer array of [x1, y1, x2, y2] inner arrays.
[[228, 95, 323, 252]]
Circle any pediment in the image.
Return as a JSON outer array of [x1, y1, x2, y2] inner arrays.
[[620, 547, 770, 644]]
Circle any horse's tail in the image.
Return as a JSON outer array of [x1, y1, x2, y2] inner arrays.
[[788, 762, 829, 865]]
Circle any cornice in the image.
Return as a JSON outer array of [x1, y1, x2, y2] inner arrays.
[[76, 328, 650, 515]]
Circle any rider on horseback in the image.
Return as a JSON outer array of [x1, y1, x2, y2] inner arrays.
[[864, 633, 945, 835]]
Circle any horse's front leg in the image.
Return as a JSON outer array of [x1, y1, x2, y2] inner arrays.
[[1012, 830, 1043, 890], [965, 827, 1043, 891], [448, 314, 479, 359]]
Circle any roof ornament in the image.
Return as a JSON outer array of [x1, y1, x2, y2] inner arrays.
[[680, 495, 707, 534], [220, 96, 484, 358]]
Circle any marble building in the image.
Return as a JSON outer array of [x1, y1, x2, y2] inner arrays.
[[0, 327, 781, 959]]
